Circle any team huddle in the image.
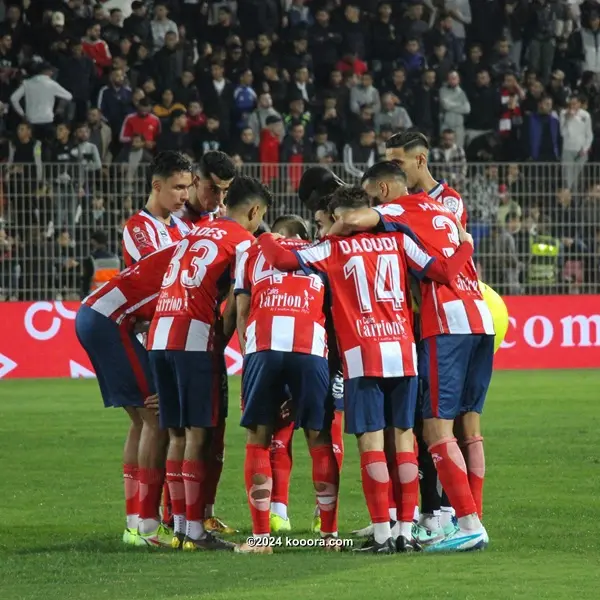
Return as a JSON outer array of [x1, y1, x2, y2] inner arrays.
[[76, 133, 508, 555]]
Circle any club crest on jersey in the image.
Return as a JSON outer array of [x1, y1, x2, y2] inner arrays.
[[443, 196, 460, 214]]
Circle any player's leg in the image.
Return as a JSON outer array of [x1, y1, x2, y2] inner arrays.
[[386, 377, 421, 552], [235, 351, 284, 554], [174, 350, 235, 551], [287, 353, 340, 545], [345, 378, 395, 554], [456, 334, 494, 520], [122, 408, 143, 541], [270, 419, 294, 532], [420, 335, 487, 552]]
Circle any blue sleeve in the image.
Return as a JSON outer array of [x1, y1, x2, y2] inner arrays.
[[293, 249, 322, 276]]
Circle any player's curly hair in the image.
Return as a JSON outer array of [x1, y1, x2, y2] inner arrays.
[[361, 161, 408, 186], [150, 151, 193, 178], [386, 130, 430, 152], [198, 151, 237, 181], [327, 185, 370, 214], [225, 176, 272, 208], [271, 214, 311, 240]]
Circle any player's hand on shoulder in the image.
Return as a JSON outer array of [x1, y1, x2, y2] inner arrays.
[[457, 222, 473, 246]]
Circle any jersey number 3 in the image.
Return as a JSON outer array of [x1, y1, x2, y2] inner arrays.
[[344, 254, 404, 313], [162, 238, 219, 289]]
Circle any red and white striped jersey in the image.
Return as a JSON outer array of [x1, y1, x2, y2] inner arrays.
[[427, 181, 468, 228], [234, 239, 327, 357], [294, 232, 435, 380], [122, 209, 191, 267], [374, 194, 495, 340], [148, 218, 254, 352], [83, 244, 176, 326]]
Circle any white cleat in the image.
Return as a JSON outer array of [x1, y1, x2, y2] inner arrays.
[[425, 526, 489, 553], [351, 523, 374, 537]]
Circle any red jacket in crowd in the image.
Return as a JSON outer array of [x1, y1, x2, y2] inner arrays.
[[82, 38, 112, 77]]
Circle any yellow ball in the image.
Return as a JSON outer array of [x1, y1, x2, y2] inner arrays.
[[479, 281, 509, 353]]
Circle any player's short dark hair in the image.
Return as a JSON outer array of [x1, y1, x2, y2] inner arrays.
[[198, 151, 236, 181], [298, 166, 345, 212], [150, 151, 193, 179], [386, 130, 430, 151], [361, 161, 408, 186], [271, 214, 310, 240], [225, 176, 272, 209], [328, 185, 370, 213]]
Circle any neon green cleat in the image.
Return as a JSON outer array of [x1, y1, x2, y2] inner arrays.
[[134, 523, 174, 548], [311, 506, 321, 534], [270, 512, 292, 533], [122, 528, 139, 545]]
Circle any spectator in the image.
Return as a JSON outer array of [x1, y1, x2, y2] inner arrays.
[[522, 95, 560, 162], [399, 1, 430, 44], [335, 52, 368, 77], [0, 33, 19, 103], [489, 37, 519, 82], [151, 2, 178, 55], [318, 93, 346, 150], [324, 69, 350, 115], [527, 0, 563, 85], [290, 66, 316, 105], [226, 44, 250, 84], [338, 2, 368, 61], [233, 68, 258, 129], [208, 6, 239, 50], [124, 1, 152, 48], [560, 94, 594, 191], [153, 31, 192, 93], [312, 125, 338, 163], [522, 78, 546, 114], [153, 89, 186, 122], [445, 0, 472, 62], [82, 21, 112, 78], [233, 127, 260, 163], [496, 184, 523, 226], [465, 163, 500, 224], [551, 187, 586, 257], [281, 123, 312, 191], [10, 63, 73, 142], [547, 69, 570, 109], [186, 100, 207, 132], [309, 8, 342, 84], [430, 129, 468, 189], [173, 71, 199, 107], [247, 93, 281, 145], [251, 33, 276, 76], [375, 93, 412, 133], [72, 122, 102, 195], [439, 70, 471, 147], [283, 92, 312, 136], [97, 68, 134, 141], [400, 37, 427, 82], [199, 60, 234, 138], [376, 123, 394, 160], [349, 104, 376, 140], [503, 1, 529, 70], [430, 42, 454, 85], [412, 68, 439, 140], [191, 114, 227, 158], [568, 9, 600, 83], [283, 30, 313, 76], [156, 109, 192, 154], [114, 134, 153, 198], [350, 72, 381, 115], [465, 69, 500, 147], [80, 229, 120, 299], [87, 108, 112, 164], [54, 230, 79, 299], [260, 63, 288, 110], [370, 2, 401, 75], [119, 96, 161, 149], [3, 4, 30, 54], [426, 12, 457, 64], [382, 67, 414, 111], [42, 12, 69, 60], [259, 115, 283, 186], [498, 72, 525, 160], [460, 43, 486, 94], [287, 0, 314, 29], [102, 8, 125, 56], [57, 40, 96, 125], [343, 125, 377, 179]]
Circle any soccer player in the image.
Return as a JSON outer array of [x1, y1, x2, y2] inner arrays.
[[234, 213, 340, 554], [122, 151, 192, 267], [259, 186, 474, 553], [175, 150, 238, 535], [76, 243, 180, 546], [332, 158, 494, 551], [147, 176, 271, 551]]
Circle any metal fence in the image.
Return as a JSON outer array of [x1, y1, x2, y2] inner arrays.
[[0, 161, 599, 300]]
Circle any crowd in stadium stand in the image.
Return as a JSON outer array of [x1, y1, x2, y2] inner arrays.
[[0, 0, 600, 300]]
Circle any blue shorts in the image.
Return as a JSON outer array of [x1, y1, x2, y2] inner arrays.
[[241, 351, 330, 431], [75, 305, 154, 408], [419, 334, 494, 420], [330, 371, 344, 412], [343, 376, 418, 435], [149, 350, 227, 429]]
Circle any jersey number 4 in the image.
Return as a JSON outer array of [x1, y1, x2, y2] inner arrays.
[[344, 253, 404, 314], [253, 252, 323, 291], [162, 238, 219, 289]]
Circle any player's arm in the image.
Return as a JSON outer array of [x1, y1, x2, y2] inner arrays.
[[221, 285, 237, 347], [122, 221, 157, 265], [257, 233, 302, 271], [233, 249, 251, 354], [402, 232, 474, 285], [327, 207, 380, 236]]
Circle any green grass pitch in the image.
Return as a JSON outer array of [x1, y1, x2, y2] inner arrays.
[[1, 370, 599, 600]]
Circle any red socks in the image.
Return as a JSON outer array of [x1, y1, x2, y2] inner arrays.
[[331, 411, 345, 472], [205, 421, 226, 508], [123, 463, 139, 519], [182, 459, 207, 523], [429, 437, 477, 518], [245, 444, 272, 535], [360, 450, 390, 524], [161, 483, 171, 524], [138, 467, 164, 520], [165, 460, 185, 519], [463, 436, 485, 518], [309, 445, 339, 535], [395, 452, 419, 523], [270, 422, 294, 506]]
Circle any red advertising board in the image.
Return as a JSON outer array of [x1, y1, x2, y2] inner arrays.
[[0, 297, 598, 379]]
